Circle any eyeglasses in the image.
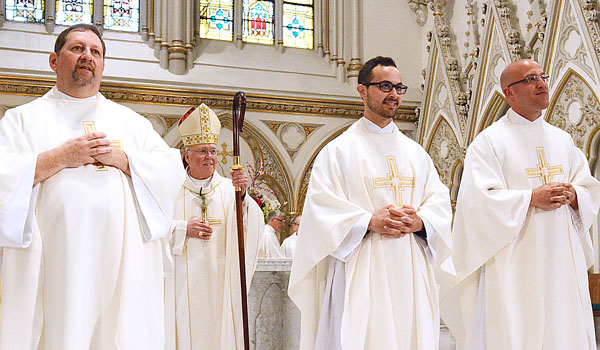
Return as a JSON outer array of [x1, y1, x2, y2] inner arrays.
[[188, 149, 217, 157], [362, 81, 408, 94], [506, 74, 549, 88], [273, 217, 284, 222]]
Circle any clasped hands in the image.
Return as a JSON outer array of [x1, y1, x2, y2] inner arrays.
[[60, 132, 130, 175], [531, 182, 578, 210], [368, 204, 423, 239]]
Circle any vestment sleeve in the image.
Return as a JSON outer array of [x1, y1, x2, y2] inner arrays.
[[125, 117, 185, 241], [451, 135, 531, 280], [0, 108, 38, 248]]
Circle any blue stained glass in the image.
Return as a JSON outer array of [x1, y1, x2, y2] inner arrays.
[[199, 0, 233, 41]]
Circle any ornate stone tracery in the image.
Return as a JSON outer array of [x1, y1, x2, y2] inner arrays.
[[547, 70, 600, 157]]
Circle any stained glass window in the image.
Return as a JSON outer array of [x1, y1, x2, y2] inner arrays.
[[199, 0, 233, 41], [6, 0, 45, 23], [55, 0, 93, 25], [283, 0, 313, 49], [242, 0, 274, 45], [103, 0, 139, 32]]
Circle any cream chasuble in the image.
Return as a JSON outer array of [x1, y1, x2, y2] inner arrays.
[[167, 171, 263, 350], [289, 118, 454, 350], [0, 87, 185, 349], [260, 224, 284, 258], [443, 109, 600, 350], [281, 233, 298, 259]]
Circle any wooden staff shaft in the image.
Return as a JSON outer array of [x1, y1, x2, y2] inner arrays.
[[232, 92, 250, 350]]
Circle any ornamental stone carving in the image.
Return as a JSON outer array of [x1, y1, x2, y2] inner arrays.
[[427, 118, 464, 190], [547, 72, 599, 156]]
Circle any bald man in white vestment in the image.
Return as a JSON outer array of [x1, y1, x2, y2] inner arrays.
[[443, 59, 600, 350], [0, 24, 185, 349], [165, 104, 264, 350], [288, 56, 455, 350]]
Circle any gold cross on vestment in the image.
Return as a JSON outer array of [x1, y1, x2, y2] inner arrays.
[[217, 142, 234, 164], [525, 147, 564, 185], [82, 121, 122, 172], [372, 156, 414, 206]]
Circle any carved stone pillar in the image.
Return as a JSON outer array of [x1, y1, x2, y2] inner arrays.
[[346, 0, 361, 81], [167, 0, 186, 74]]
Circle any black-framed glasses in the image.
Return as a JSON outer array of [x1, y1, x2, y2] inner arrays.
[[507, 74, 549, 88], [362, 81, 408, 94]]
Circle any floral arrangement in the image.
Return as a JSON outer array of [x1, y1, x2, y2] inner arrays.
[[246, 159, 282, 223]]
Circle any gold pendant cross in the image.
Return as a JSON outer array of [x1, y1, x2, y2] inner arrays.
[[373, 156, 414, 206], [525, 147, 563, 185]]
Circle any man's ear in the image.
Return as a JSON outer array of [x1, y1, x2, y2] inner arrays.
[[502, 87, 512, 100], [357, 84, 367, 100], [49, 52, 58, 73], [183, 151, 190, 164]]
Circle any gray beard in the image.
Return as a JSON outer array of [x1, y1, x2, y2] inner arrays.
[[71, 69, 95, 86]]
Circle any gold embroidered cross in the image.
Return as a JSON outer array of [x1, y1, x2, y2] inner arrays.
[[525, 147, 564, 185], [82, 121, 122, 172], [373, 156, 414, 206], [217, 142, 234, 164]]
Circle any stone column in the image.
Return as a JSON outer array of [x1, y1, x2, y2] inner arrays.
[[159, 0, 169, 69], [335, 0, 345, 82], [346, 0, 361, 81], [168, 0, 186, 74]]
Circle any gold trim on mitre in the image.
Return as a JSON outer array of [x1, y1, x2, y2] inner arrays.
[[178, 104, 221, 146]]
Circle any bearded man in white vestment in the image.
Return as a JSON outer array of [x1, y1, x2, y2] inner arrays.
[[0, 24, 185, 349], [281, 214, 301, 259], [165, 104, 264, 350], [443, 59, 600, 350], [288, 56, 455, 350]]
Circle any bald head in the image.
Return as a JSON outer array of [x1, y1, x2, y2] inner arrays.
[[500, 59, 549, 121], [500, 59, 541, 89]]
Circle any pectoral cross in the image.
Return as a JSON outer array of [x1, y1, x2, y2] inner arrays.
[[199, 189, 222, 227], [372, 156, 414, 206], [525, 147, 564, 185], [217, 142, 234, 164], [82, 121, 122, 172]]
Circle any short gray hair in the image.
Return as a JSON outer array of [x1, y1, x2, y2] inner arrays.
[[267, 210, 283, 222]]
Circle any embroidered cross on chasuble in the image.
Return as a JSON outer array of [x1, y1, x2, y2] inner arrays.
[[82, 121, 123, 172], [372, 156, 415, 206], [525, 147, 564, 185]]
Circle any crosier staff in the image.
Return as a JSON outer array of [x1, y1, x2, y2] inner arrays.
[[231, 91, 250, 350]]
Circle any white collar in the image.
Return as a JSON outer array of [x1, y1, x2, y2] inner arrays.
[[55, 88, 97, 102], [362, 117, 395, 134], [507, 108, 544, 125]]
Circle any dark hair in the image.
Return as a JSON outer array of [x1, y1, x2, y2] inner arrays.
[[54, 24, 106, 57], [358, 56, 397, 84]]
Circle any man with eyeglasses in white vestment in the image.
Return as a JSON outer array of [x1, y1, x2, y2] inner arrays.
[[165, 104, 264, 350], [443, 59, 600, 350], [288, 56, 455, 349]]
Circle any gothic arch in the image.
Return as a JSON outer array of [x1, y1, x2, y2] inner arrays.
[[425, 115, 464, 191], [295, 122, 352, 212], [474, 90, 508, 140], [545, 67, 600, 156]]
